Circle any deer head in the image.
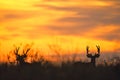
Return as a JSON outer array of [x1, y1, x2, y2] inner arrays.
[[86, 45, 100, 58]]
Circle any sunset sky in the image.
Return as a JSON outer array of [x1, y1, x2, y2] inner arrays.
[[0, 0, 120, 60]]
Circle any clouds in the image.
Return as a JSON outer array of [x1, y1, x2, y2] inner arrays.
[[39, 1, 120, 26], [0, 0, 120, 56], [0, 0, 120, 42], [0, 9, 39, 23], [34, 0, 120, 41], [0, 33, 21, 41], [96, 28, 120, 41]]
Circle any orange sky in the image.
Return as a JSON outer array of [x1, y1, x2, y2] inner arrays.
[[0, 0, 120, 62]]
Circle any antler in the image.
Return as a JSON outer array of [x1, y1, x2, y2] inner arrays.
[[23, 48, 30, 55], [86, 46, 93, 58], [14, 47, 20, 56], [96, 45, 100, 54], [86, 46, 89, 54]]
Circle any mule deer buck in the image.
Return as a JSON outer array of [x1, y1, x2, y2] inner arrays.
[[14, 47, 30, 66], [86, 45, 100, 66]]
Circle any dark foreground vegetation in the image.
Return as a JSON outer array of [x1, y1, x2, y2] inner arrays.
[[0, 44, 120, 80], [0, 61, 120, 80]]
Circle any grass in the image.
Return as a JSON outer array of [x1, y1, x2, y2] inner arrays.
[[0, 60, 120, 80], [0, 44, 120, 80]]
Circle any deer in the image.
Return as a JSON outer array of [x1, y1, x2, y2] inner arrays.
[[73, 45, 100, 67], [86, 45, 100, 67], [14, 47, 30, 66]]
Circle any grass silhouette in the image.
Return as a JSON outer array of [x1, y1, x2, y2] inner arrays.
[[0, 59, 120, 80], [0, 44, 120, 80]]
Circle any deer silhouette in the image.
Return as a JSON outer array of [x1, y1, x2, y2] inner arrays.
[[14, 47, 30, 65], [86, 45, 100, 66]]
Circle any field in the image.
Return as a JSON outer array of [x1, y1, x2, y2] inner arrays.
[[0, 58, 120, 80]]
